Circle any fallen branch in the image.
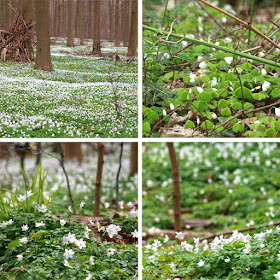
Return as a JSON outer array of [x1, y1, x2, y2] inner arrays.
[[143, 25, 280, 68], [198, 0, 280, 50], [205, 221, 280, 240], [208, 99, 280, 135]]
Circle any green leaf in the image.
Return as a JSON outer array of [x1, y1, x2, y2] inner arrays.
[[185, 120, 195, 128], [243, 62, 252, 71], [197, 92, 212, 102], [274, 121, 280, 131], [234, 86, 252, 99], [221, 108, 231, 116], [264, 128, 276, 137], [232, 102, 243, 110], [252, 93, 266, 100], [8, 240, 19, 249], [147, 111, 159, 121], [143, 122, 151, 136], [201, 120, 214, 130], [271, 88, 280, 98], [232, 124, 244, 133], [218, 99, 229, 108]]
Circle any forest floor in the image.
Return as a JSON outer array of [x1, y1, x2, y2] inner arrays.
[[0, 38, 138, 138], [143, 2, 280, 138], [0, 144, 138, 279]]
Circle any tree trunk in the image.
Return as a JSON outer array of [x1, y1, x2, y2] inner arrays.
[[34, 0, 52, 71], [77, 0, 84, 44], [64, 143, 83, 164], [93, 143, 104, 217], [129, 142, 138, 177], [92, 0, 101, 54], [127, 0, 137, 56], [67, 0, 75, 46], [114, 0, 120, 46], [167, 143, 181, 232], [123, 0, 129, 47], [109, 0, 114, 41]]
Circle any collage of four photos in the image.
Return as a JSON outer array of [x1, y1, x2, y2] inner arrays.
[[1, 0, 280, 279]]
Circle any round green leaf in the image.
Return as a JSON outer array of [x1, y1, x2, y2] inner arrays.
[[234, 86, 252, 99], [221, 108, 231, 116], [232, 123, 244, 133], [143, 122, 151, 136], [271, 88, 280, 98], [197, 92, 212, 102], [232, 102, 242, 111], [218, 99, 229, 108], [274, 121, 280, 131], [201, 120, 214, 130], [264, 128, 276, 137], [185, 120, 195, 128]]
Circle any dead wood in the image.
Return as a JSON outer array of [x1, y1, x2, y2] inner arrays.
[[0, 12, 35, 63]]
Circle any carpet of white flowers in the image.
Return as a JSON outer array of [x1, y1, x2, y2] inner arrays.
[[0, 39, 138, 138], [0, 144, 138, 279], [142, 142, 280, 279]]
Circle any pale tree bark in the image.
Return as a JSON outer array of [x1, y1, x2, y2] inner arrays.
[[75, 0, 79, 39], [64, 143, 83, 164], [93, 143, 104, 217], [127, 0, 137, 56], [109, 0, 114, 41], [67, 0, 75, 46], [63, 0, 67, 37], [114, 0, 120, 46], [92, 0, 101, 54], [34, 0, 52, 71], [129, 142, 138, 177], [167, 143, 181, 232]]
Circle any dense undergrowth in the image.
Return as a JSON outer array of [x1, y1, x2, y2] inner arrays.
[[142, 142, 280, 279], [143, 1, 280, 137], [0, 145, 138, 279]]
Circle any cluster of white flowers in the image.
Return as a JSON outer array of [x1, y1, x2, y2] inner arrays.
[[106, 224, 122, 238]]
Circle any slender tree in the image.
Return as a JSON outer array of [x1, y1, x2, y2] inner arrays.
[[116, 143, 123, 211], [114, 0, 120, 46], [127, 0, 137, 56], [167, 143, 181, 232], [93, 143, 105, 217], [67, 0, 75, 46], [123, 0, 130, 47], [64, 143, 83, 164], [92, 0, 101, 54], [129, 142, 138, 177], [34, 0, 52, 71]]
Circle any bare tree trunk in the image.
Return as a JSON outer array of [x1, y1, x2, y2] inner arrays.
[[167, 143, 181, 232], [93, 143, 104, 217], [67, 0, 75, 46], [78, 0, 84, 44], [114, 0, 120, 46], [127, 0, 137, 56], [35, 142, 42, 167], [92, 0, 101, 54], [116, 143, 123, 211], [129, 142, 138, 177], [123, 0, 129, 47], [34, 0, 53, 71], [64, 143, 83, 164], [21, 0, 34, 61], [109, 0, 114, 41]]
